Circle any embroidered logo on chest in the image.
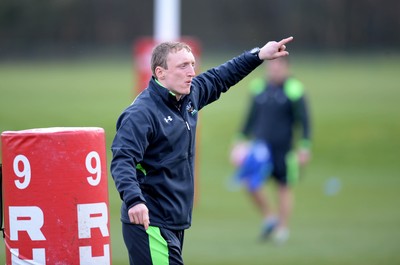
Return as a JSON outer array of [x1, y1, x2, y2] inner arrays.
[[186, 101, 198, 116]]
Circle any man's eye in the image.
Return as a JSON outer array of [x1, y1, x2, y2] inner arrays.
[[180, 63, 195, 69]]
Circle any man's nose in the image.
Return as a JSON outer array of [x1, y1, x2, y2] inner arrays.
[[188, 65, 196, 76]]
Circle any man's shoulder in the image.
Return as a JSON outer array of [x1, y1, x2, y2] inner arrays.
[[118, 90, 157, 122], [249, 78, 266, 96], [129, 89, 158, 108], [284, 78, 305, 101]]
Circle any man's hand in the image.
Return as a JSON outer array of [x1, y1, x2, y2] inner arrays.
[[258, 36, 294, 60], [298, 148, 311, 166], [128, 203, 150, 230]]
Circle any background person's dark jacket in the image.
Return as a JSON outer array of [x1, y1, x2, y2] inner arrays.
[[242, 78, 311, 152]]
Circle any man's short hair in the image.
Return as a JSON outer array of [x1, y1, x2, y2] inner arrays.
[[151, 42, 192, 77]]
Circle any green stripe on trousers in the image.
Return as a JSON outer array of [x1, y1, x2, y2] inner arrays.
[[146, 226, 169, 264]]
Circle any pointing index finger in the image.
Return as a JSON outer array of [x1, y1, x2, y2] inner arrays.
[[278, 36, 294, 46]]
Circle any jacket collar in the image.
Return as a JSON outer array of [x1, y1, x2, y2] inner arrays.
[[149, 77, 171, 100]]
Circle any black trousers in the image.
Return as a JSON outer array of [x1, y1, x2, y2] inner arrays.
[[122, 222, 185, 265]]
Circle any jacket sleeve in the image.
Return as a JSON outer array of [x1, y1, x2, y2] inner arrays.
[[110, 107, 152, 210], [294, 95, 312, 149], [192, 51, 263, 110], [240, 78, 265, 139], [240, 96, 258, 139]]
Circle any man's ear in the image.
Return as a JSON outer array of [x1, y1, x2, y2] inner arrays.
[[155, 66, 165, 80]]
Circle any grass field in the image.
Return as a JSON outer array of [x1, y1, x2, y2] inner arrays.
[[0, 51, 399, 264]]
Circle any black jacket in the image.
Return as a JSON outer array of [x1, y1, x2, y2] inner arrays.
[[242, 78, 311, 151], [111, 51, 263, 230]]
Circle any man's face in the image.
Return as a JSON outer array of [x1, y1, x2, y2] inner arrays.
[[267, 58, 289, 85], [158, 49, 196, 98]]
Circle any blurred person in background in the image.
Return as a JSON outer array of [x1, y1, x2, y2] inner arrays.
[[111, 37, 293, 264], [230, 57, 311, 245]]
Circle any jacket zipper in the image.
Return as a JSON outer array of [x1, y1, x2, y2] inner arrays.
[[171, 99, 192, 156], [174, 105, 192, 154]]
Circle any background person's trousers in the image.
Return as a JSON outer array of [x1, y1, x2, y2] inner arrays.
[[122, 222, 185, 265]]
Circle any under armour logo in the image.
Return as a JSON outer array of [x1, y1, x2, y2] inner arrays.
[[164, 116, 173, 123]]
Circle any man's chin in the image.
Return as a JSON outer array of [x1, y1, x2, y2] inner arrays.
[[182, 87, 191, 94]]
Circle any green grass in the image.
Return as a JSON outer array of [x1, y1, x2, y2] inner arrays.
[[1, 52, 400, 264]]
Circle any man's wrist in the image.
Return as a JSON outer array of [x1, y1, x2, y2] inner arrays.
[[249, 47, 261, 60]]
